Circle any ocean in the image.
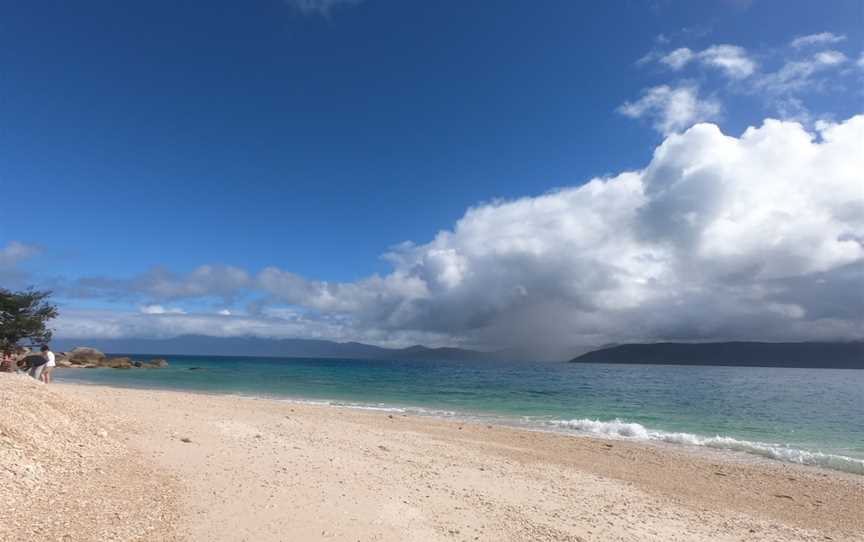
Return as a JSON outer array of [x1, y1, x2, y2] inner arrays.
[[54, 355, 864, 475]]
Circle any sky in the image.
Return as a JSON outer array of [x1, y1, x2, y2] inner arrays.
[[2, 0, 863, 357]]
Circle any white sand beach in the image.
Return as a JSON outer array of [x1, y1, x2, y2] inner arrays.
[[1, 373, 862, 542]]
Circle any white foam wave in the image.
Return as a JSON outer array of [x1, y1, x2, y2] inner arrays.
[[276, 396, 461, 418], [549, 418, 864, 475], [329, 402, 408, 413]]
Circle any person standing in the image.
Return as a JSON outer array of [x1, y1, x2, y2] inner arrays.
[[40, 345, 55, 384]]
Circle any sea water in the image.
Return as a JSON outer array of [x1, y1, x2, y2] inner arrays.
[[54, 355, 864, 475]]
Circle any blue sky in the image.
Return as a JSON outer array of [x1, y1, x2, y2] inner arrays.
[[2, 0, 863, 353]]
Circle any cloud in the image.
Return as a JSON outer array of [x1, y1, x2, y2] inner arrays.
[[284, 0, 363, 16], [617, 84, 722, 134], [813, 50, 848, 66], [771, 97, 811, 123], [140, 305, 186, 315], [55, 116, 864, 356], [0, 241, 41, 268], [376, 117, 862, 348], [698, 45, 757, 79], [790, 32, 847, 48], [755, 50, 848, 95], [53, 308, 454, 350], [0, 241, 42, 288], [267, 116, 864, 348], [645, 38, 852, 121], [68, 264, 252, 302], [54, 309, 316, 341], [653, 44, 756, 79], [659, 48, 695, 70]]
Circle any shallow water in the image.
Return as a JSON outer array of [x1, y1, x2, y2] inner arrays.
[[55, 355, 864, 474]]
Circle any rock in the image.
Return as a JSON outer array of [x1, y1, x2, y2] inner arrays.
[[57, 359, 73, 368], [133, 361, 143, 368], [68, 347, 106, 365], [140, 358, 169, 369], [103, 357, 134, 369]]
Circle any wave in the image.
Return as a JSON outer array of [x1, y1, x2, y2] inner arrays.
[[548, 418, 864, 475], [274, 396, 462, 418]]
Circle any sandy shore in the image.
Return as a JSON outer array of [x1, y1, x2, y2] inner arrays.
[[2, 375, 862, 541]]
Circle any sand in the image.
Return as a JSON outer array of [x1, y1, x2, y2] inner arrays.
[[1, 374, 862, 541]]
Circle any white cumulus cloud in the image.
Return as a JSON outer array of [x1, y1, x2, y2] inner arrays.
[[617, 84, 721, 135], [698, 44, 757, 79], [140, 305, 186, 315], [755, 50, 848, 95], [654, 44, 756, 79], [790, 32, 847, 48], [659, 47, 695, 70]]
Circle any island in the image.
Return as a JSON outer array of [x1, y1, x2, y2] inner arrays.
[[569, 341, 864, 369]]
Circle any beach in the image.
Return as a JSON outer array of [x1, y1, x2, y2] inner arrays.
[[1, 374, 862, 542]]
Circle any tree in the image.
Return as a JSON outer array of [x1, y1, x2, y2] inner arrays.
[[0, 288, 58, 355]]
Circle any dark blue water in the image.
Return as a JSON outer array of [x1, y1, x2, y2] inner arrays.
[[55, 355, 864, 474]]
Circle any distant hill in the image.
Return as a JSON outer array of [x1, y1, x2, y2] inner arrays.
[[50, 335, 515, 362], [569, 342, 864, 369]]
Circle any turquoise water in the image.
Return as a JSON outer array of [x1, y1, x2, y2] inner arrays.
[[55, 355, 864, 474]]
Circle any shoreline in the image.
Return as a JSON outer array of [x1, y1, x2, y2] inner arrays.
[[54, 371, 864, 476], [4, 375, 862, 541]]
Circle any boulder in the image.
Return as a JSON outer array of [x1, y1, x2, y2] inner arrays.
[[68, 347, 106, 365], [57, 359, 73, 368], [103, 357, 134, 369], [149, 358, 169, 368]]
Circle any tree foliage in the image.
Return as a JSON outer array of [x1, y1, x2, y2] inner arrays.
[[0, 288, 58, 354]]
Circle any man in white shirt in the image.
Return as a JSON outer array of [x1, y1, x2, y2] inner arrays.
[[41, 345, 56, 384]]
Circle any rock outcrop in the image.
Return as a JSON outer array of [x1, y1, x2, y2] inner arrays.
[[103, 357, 134, 369], [68, 347, 107, 365], [57, 348, 168, 370]]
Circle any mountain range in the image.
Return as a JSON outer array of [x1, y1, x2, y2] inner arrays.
[[50, 336, 864, 367], [50, 335, 516, 362], [569, 341, 864, 369]]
